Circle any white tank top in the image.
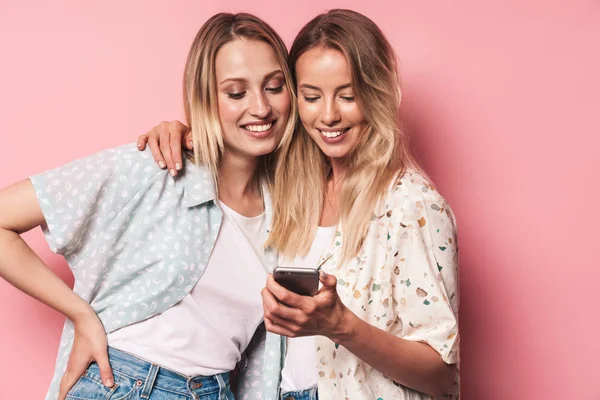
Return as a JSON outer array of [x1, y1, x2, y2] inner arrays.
[[108, 201, 268, 376], [280, 226, 336, 392]]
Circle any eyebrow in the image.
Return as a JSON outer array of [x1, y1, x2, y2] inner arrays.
[[219, 77, 247, 86], [263, 69, 284, 82], [299, 83, 352, 91], [219, 69, 284, 86]]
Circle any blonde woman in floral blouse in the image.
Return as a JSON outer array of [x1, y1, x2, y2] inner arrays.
[[140, 9, 459, 400]]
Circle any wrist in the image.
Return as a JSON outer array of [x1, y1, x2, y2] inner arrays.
[[329, 306, 360, 345], [69, 301, 97, 325]]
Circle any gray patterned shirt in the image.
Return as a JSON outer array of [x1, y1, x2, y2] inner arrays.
[[30, 143, 284, 400]]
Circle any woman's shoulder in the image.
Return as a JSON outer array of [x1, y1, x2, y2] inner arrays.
[[384, 168, 445, 204], [100, 143, 211, 185], [378, 167, 454, 224], [32, 142, 215, 199], [42, 142, 162, 177], [108, 142, 166, 174]]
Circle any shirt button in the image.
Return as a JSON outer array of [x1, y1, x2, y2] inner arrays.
[[136, 380, 143, 386]]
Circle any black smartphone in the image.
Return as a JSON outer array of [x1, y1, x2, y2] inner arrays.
[[273, 267, 319, 296]]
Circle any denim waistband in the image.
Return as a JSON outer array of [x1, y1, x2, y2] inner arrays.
[[280, 386, 319, 400], [105, 347, 230, 398]]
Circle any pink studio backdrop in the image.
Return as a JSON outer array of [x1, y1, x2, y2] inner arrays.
[[1, 1, 599, 398]]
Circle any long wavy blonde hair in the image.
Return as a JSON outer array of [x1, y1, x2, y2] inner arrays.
[[267, 9, 421, 263], [183, 13, 297, 190]]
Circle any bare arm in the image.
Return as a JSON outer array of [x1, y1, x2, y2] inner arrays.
[[0, 180, 89, 316], [0, 180, 114, 399], [262, 273, 455, 397], [333, 304, 456, 396]]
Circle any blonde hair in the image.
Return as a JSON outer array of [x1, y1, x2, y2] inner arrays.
[[267, 9, 421, 263], [183, 13, 297, 189]]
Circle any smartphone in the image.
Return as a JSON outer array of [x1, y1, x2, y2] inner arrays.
[[273, 266, 319, 296]]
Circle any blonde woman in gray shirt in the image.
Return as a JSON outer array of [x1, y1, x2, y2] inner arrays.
[[0, 13, 296, 400]]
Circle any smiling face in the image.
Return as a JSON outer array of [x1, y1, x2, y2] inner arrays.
[[215, 38, 291, 162], [295, 46, 367, 162]]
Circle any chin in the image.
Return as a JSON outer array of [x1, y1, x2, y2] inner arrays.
[[320, 147, 352, 161], [248, 143, 278, 157]]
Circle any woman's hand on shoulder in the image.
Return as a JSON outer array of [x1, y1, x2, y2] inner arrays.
[[137, 120, 192, 177]]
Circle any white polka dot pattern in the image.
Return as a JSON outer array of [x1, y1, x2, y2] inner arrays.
[[29, 143, 284, 400]]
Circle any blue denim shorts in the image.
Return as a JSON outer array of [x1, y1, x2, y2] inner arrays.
[[66, 347, 233, 400], [280, 386, 318, 400]]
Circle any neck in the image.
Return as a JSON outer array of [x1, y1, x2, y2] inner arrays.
[[217, 152, 260, 200], [319, 157, 346, 227], [329, 157, 348, 186]]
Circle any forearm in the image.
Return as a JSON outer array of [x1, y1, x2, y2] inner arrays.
[[0, 228, 94, 322], [332, 309, 455, 397]]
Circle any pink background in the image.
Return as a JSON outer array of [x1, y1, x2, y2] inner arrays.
[[1, 1, 599, 398]]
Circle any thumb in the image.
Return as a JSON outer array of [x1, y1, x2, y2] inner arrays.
[[319, 270, 337, 289], [137, 134, 148, 151], [95, 350, 114, 388]]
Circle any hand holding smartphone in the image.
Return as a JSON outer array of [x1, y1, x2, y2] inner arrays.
[[273, 266, 319, 296]]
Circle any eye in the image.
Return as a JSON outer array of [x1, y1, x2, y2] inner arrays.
[[303, 96, 320, 103], [227, 92, 246, 100], [265, 85, 284, 94], [340, 96, 355, 102]]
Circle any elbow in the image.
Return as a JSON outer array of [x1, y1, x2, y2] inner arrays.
[[427, 361, 457, 397], [0, 227, 21, 247], [0, 226, 15, 237]]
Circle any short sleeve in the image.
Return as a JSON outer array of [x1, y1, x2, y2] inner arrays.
[[392, 188, 459, 364], [29, 144, 152, 256]]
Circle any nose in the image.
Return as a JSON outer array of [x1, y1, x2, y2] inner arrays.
[[248, 90, 272, 119], [321, 99, 341, 126]]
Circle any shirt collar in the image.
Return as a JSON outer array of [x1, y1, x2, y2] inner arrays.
[[179, 161, 217, 208], [179, 161, 274, 213]]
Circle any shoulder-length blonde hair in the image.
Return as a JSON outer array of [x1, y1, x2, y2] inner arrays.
[[183, 13, 297, 189], [267, 9, 420, 263]]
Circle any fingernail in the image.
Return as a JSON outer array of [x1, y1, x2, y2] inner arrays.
[[175, 163, 181, 171], [170, 169, 176, 177], [321, 271, 328, 279], [104, 378, 114, 387], [158, 161, 165, 169], [137, 143, 142, 148]]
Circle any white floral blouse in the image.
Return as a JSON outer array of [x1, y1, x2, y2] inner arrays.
[[316, 169, 460, 399]]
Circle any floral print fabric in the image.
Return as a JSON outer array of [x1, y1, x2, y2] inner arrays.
[[316, 169, 460, 399]]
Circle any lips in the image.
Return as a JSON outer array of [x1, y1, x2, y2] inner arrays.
[[317, 127, 350, 143], [241, 120, 276, 138], [242, 121, 273, 133]]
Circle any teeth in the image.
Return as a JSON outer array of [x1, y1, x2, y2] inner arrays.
[[320, 129, 345, 138], [244, 122, 272, 132]]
